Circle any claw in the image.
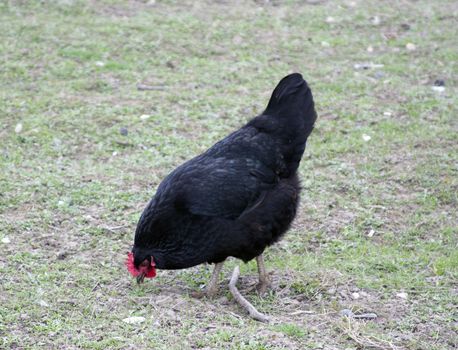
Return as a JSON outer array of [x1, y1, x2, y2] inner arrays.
[[256, 280, 271, 296]]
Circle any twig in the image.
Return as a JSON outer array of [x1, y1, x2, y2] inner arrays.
[[114, 140, 134, 147], [102, 225, 127, 233], [228, 266, 269, 323], [290, 310, 315, 316], [226, 311, 244, 321], [91, 281, 100, 292], [136, 83, 166, 91]]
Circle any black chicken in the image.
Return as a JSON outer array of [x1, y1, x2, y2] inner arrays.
[[127, 73, 317, 296]]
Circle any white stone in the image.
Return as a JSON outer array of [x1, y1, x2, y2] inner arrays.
[[431, 86, 445, 92], [122, 316, 146, 324], [371, 16, 381, 25], [38, 300, 49, 307]]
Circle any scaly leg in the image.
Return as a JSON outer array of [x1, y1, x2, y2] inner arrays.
[[256, 254, 271, 295], [205, 262, 224, 297]]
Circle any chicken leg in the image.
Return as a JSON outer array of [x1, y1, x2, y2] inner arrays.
[[256, 254, 270, 295], [205, 262, 224, 297]]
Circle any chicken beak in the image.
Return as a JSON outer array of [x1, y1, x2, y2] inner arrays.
[[136, 272, 146, 284]]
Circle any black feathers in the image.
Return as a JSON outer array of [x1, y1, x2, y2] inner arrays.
[[266, 73, 306, 108], [132, 73, 317, 270]]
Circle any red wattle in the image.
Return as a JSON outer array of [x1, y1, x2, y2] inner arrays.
[[146, 268, 156, 278]]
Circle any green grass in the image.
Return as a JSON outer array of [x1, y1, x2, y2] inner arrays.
[[1, 0, 457, 349]]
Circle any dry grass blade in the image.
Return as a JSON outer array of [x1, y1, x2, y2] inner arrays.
[[340, 317, 401, 350], [229, 266, 269, 323], [136, 83, 166, 91]]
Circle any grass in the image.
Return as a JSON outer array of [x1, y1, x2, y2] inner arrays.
[[1, 0, 457, 349]]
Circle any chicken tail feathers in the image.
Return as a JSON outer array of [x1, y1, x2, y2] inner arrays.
[[258, 73, 317, 176], [263, 72, 316, 137], [266, 73, 305, 108]]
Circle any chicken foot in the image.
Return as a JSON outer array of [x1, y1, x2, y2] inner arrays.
[[229, 265, 269, 322], [256, 254, 271, 295]]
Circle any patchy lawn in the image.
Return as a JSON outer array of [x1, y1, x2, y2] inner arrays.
[[0, 1, 456, 349]]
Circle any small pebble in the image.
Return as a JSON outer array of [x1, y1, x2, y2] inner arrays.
[[371, 16, 381, 26], [38, 300, 49, 307], [57, 251, 68, 260], [1, 236, 11, 244], [15, 123, 23, 133], [406, 43, 416, 51], [321, 41, 330, 47], [325, 16, 335, 23], [232, 35, 243, 45], [401, 23, 411, 30], [340, 309, 354, 317], [396, 292, 408, 299], [374, 71, 385, 79], [362, 134, 371, 142], [351, 292, 360, 299], [383, 111, 392, 116], [140, 114, 151, 120], [367, 45, 374, 53], [434, 79, 445, 87], [53, 138, 62, 149], [120, 127, 128, 136], [95, 61, 105, 67]]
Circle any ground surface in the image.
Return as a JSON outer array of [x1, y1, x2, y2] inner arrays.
[[1, 1, 457, 349]]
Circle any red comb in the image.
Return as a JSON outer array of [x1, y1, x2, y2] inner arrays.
[[126, 252, 139, 276]]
